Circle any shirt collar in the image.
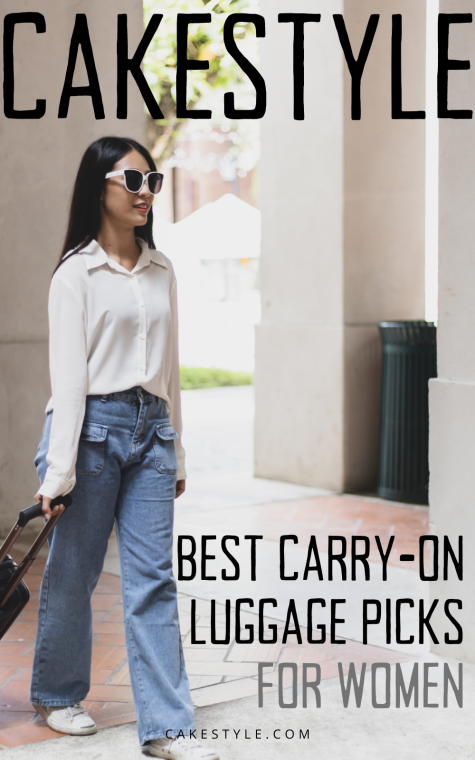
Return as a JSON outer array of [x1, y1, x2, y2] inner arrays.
[[72, 238, 168, 273]]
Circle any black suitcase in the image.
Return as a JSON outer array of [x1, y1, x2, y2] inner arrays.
[[0, 495, 72, 639]]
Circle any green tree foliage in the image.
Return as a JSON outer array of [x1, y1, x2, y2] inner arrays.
[[143, 0, 259, 160]]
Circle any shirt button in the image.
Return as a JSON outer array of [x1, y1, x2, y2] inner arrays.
[[139, 334, 146, 340]]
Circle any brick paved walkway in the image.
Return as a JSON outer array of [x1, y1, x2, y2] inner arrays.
[[0, 494, 427, 749]]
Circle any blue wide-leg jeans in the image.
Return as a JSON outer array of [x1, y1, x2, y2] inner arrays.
[[30, 387, 195, 745]]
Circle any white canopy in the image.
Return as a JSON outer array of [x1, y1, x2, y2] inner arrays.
[[154, 193, 261, 261]]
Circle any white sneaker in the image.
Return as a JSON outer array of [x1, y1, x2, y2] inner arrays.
[[33, 702, 97, 735], [148, 735, 219, 760]]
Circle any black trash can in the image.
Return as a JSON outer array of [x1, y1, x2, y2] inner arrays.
[[377, 321, 437, 505]]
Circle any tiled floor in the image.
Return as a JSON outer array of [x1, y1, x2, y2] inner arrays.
[[0, 494, 427, 749], [181, 494, 430, 567]]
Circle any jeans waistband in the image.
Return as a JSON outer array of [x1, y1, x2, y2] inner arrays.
[[89, 387, 163, 405]]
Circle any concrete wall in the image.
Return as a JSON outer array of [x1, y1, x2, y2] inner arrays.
[[255, 1, 345, 490], [0, 1, 145, 536], [256, 0, 426, 491], [430, 0, 475, 662]]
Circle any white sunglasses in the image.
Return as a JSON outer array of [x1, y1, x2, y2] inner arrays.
[[105, 168, 164, 195]]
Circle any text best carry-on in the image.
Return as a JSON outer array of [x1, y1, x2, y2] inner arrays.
[[0, 495, 72, 639]]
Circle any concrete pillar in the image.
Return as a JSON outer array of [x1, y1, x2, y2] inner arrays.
[[429, 0, 475, 662], [255, 0, 426, 491], [0, 1, 145, 536]]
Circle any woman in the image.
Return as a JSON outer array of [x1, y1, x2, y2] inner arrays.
[[31, 136, 218, 760]]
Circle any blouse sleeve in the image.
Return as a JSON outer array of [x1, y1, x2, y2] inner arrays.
[[38, 274, 88, 499], [168, 275, 186, 480]]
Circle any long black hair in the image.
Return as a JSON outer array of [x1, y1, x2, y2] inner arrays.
[[53, 136, 157, 275]]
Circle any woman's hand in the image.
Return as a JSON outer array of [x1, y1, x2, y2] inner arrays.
[[34, 493, 66, 521], [175, 479, 186, 499]]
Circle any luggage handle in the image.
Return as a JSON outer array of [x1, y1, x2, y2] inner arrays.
[[18, 494, 72, 527], [0, 494, 72, 608], [0, 494, 72, 568]]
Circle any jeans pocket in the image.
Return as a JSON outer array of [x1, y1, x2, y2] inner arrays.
[[153, 422, 179, 474], [76, 422, 108, 476], [34, 410, 52, 471], [34, 438, 42, 469]]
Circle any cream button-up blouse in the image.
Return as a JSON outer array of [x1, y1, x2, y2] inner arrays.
[[38, 237, 185, 500]]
